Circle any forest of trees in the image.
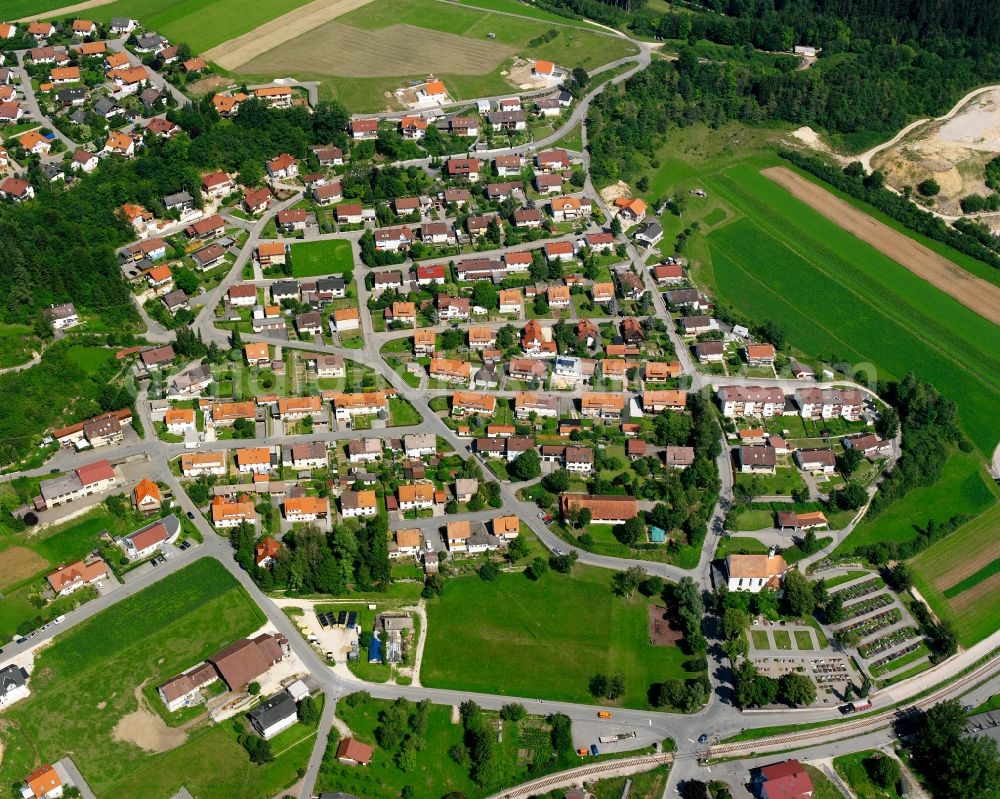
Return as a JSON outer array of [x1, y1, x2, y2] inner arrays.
[[567, 0, 1000, 144], [0, 95, 350, 328], [231, 513, 391, 594]]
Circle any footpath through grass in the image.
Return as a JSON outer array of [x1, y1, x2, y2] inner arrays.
[[0, 559, 291, 799], [422, 564, 696, 708]]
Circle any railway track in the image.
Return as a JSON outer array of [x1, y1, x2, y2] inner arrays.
[[487, 754, 674, 799], [489, 650, 1000, 798], [711, 651, 1000, 756]]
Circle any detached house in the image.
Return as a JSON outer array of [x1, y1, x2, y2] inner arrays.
[[266, 153, 298, 180], [446, 158, 480, 181]]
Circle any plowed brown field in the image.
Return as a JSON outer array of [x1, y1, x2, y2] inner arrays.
[[762, 166, 1000, 326]]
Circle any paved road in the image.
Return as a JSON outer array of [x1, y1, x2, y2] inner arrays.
[[6, 15, 998, 799]]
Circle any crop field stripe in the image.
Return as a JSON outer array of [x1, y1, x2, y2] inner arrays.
[[704, 166, 1000, 452], [942, 558, 1000, 598], [707, 167, 1000, 390], [708, 245, 871, 365]]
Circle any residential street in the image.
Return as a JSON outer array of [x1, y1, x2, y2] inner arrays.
[[2, 17, 996, 799]]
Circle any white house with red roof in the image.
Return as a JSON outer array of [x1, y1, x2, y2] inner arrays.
[[118, 515, 180, 561]]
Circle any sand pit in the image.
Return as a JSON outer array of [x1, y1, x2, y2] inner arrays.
[[205, 0, 376, 70], [599, 180, 632, 205], [0, 546, 48, 591], [762, 166, 1000, 326], [871, 87, 1000, 217], [647, 605, 682, 646], [235, 20, 515, 78], [113, 682, 186, 753]]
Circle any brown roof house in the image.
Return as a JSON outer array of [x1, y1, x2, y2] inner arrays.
[[337, 737, 374, 766], [207, 633, 289, 690]]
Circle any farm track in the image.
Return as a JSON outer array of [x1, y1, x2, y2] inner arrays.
[[204, 0, 377, 69], [15, 0, 112, 21], [763, 166, 1000, 327], [486, 754, 673, 798]]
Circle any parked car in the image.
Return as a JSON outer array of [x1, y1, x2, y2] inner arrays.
[[53, 615, 65, 625]]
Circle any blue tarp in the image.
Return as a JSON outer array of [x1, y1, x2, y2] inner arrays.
[[368, 636, 382, 663]]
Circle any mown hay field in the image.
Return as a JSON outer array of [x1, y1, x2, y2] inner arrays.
[[911, 504, 1000, 646]]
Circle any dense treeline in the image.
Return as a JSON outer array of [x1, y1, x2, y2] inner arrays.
[[781, 151, 1000, 270], [0, 339, 132, 466], [578, 0, 1000, 143], [0, 96, 350, 327], [231, 514, 391, 594], [912, 701, 1000, 798]]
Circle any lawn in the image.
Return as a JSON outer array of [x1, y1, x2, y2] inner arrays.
[[732, 509, 774, 531], [750, 629, 770, 649], [290, 239, 355, 278], [839, 448, 997, 552], [804, 764, 848, 799], [705, 161, 1000, 456], [388, 397, 422, 426], [773, 629, 792, 650], [910, 503, 1000, 647], [236, 0, 637, 112], [714, 536, 769, 560], [422, 564, 697, 709], [0, 559, 285, 799], [0, 323, 40, 369], [83, 0, 319, 54], [318, 694, 568, 799], [833, 750, 902, 799], [794, 630, 815, 650]]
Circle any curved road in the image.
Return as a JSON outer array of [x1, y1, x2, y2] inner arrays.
[[4, 14, 996, 799]]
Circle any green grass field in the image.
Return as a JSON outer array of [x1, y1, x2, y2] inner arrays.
[[82, 0, 317, 54], [318, 695, 561, 798], [0, 507, 141, 639], [705, 161, 1000, 456], [0, 324, 40, 369], [422, 565, 696, 709], [804, 764, 849, 799], [0, 559, 294, 799], [911, 504, 1000, 646], [833, 750, 902, 799], [290, 239, 354, 278], [838, 448, 997, 552], [238, 0, 637, 112]]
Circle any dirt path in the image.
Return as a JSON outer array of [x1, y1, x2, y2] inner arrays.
[[762, 166, 1000, 326], [15, 0, 113, 21], [204, 0, 375, 70], [112, 681, 187, 752], [858, 84, 1000, 172]]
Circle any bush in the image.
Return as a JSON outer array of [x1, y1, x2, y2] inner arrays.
[[917, 178, 940, 196]]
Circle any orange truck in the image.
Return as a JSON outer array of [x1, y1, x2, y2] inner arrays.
[[597, 711, 612, 719]]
